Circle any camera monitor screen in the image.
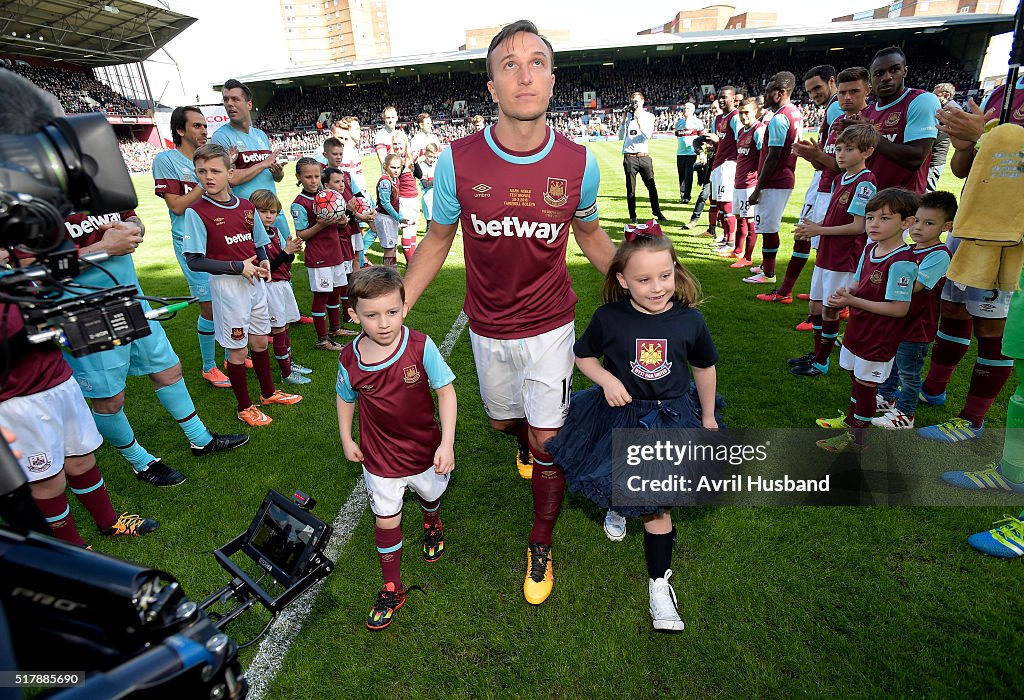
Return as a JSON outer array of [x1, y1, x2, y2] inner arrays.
[[242, 491, 330, 586]]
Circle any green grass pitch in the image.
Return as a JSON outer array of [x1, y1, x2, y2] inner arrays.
[[83, 138, 1019, 697]]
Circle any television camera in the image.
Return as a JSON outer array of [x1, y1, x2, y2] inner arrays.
[[0, 98, 334, 698]]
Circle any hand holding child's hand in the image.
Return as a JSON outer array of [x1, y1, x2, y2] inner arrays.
[[433, 445, 455, 475], [602, 377, 633, 407], [343, 441, 363, 463], [259, 259, 271, 279]]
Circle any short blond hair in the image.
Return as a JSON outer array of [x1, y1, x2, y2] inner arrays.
[[193, 143, 231, 169]]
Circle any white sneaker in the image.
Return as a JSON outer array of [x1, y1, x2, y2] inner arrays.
[[871, 408, 915, 430], [876, 394, 895, 414], [603, 509, 626, 542], [649, 569, 685, 632]]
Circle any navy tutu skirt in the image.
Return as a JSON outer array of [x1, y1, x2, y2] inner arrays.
[[547, 383, 726, 518]]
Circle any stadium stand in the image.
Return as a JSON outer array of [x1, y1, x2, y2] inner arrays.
[[254, 46, 975, 138], [119, 139, 162, 173], [5, 61, 142, 116]]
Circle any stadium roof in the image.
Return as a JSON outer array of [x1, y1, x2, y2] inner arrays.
[[230, 12, 1014, 89], [0, 0, 196, 67]]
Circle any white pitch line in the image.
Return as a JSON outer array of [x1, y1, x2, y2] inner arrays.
[[440, 311, 468, 357], [246, 310, 468, 700]]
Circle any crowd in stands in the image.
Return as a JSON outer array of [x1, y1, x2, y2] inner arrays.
[[7, 62, 141, 116], [255, 43, 975, 137], [7, 45, 977, 169], [118, 139, 161, 173]]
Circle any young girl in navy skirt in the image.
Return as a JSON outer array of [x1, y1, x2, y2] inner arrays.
[[547, 221, 723, 632]]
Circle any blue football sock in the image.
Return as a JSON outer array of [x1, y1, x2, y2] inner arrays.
[[197, 315, 217, 372], [91, 409, 156, 472], [357, 248, 367, 267], [155, 379, 213, 448], [362, 230, 376, 253]]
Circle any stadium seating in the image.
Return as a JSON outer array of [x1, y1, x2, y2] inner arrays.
[[255, 45, 974, 136], [8, 62, 140, 116]]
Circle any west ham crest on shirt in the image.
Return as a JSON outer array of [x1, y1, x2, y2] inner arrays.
[[402, 365, 421, 385], [870, 270, 883, 285], [885, 112, 902, 127], [543, 177, 568, 207], [630, 339, 672, 381], [244, 210, 254, 227]]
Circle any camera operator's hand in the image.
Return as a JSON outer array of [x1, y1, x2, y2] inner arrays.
[[240, 255, 262, 283], [95, 222, 144, 256]]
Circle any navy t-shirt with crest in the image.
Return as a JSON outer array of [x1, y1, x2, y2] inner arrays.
[[574, 299, 719, 401]]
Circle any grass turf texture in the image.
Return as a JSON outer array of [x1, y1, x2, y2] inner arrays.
[[82, 138, 1018, 697]]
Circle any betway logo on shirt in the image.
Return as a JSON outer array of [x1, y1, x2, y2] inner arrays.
[[64, 212, 123, 237], [224, 232, 253, 245], [239, 151, 268, 165], [469, 214, 564, 244]]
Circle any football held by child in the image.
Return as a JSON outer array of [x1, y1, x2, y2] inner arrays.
[[291, 158, 349, 351]]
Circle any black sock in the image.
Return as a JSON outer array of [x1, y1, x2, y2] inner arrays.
[[643, 526, 676, 580]]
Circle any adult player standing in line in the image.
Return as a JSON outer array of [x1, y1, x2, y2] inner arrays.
[[857, 47, 941, 192], [403, 20, 616, 605], [760, 65, 842, 304], [704, 87, 740, 245], [745, 72, 802, 285], [153, 106, 231, 388], [374, 106, 399, 173], [211, 79, 290, 238], [785, 66, 871, 330]]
